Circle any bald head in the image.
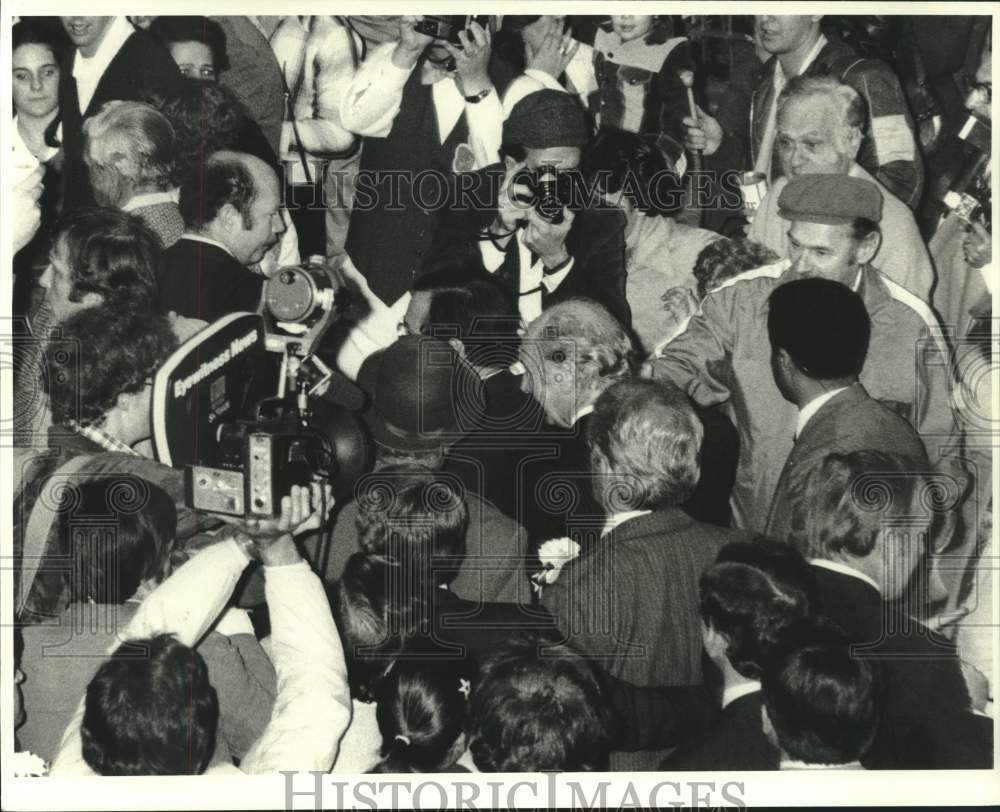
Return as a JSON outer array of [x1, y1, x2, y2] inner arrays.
[[179, 150, 284, 266]]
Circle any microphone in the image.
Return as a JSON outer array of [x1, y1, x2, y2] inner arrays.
[[678, 69, 702, 175]]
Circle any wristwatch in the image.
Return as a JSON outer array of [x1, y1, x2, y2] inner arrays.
[[464, 88, 493, 104]]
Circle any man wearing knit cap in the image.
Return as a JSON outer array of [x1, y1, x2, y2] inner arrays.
[[652, 173, 958, 538], [427, 88, 629, 327]]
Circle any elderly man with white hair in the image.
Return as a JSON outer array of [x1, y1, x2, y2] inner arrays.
[[748, 74, 934, 301], [83, 100, 184, 248]]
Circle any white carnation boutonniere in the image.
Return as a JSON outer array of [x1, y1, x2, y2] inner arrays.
[[12, 751, 48, 777], [531, 537, 581, 595]]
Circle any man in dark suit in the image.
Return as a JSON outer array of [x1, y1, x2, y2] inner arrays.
[[540, 378, 750, 770], [790, 450, 983, 769], [57, 16, 183, 211], [427, 89, 630, 328], [764, 278, 929, 542], [663, 540, 818, 771], [160, 151, 285, 324]]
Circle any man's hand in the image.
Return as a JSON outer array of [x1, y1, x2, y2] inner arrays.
[[523, 207, 574, 268], [224, 483, 334, 566], [13, 166, 44, 253], [525, 18, 579, 79], [963, 221, 991, 269], [495, 158, 532, 233], [393, 16, 434, 69], [446, 20, 492, 96], [682, 104, 723, 156]]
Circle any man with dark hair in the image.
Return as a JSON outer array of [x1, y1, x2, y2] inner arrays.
[[540, 377, 748, 770], [57, 16, 183, 211], [430, 88, 630, 327], [664, 539, 817, 770], [762, 618, 883, 769], [789, 451, 984, 769], [764, 277, 929, 541], [466, 632, 617, 772], [160, 150, 285, 323], [654, 173, 956, 536], [82, 634, 219, 775]]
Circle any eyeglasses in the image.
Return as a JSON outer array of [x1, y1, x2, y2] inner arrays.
[[179, 65, 216, 80]]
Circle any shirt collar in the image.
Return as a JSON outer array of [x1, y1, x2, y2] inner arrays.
[[123, 191, 177, 212], [780, 759, 863, 770], [810, 558, 881, 594], [182, 233, 236, 259], [67, 420, 142, 456], [72, 16, 133, 78], [572, 402, 594, 426], [602, 508, 652, 537], [722, 680, 761, 709], [775, 33, 827, 83], [795, 386, 849, 438]]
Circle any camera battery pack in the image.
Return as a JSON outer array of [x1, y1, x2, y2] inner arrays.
[[187, 466, 245, 517]]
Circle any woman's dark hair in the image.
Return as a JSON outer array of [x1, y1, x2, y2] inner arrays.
[[700, 539, 817, 678], [148, 16, 229, 74], [333, 553, 423, 703], [13, 19, 68, 63], [467, 632, 615, 772], [53, 207, 162, 309], [354, 466, 469, 588], [82, 634, 218, 775], [60, 478, 176, 604], [371, 645, 478, 773], [582, 128, 684, 216], [156, 79, 270, 187]]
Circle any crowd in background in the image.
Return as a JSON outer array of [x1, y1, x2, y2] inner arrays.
[[8, 13, 994, 776]]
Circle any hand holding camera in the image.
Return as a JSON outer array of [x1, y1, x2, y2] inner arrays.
[[225, 482, 334, 566], [442, 19, 492, 96], [524, 206, 574, 269], [394, 16, 436, 68]]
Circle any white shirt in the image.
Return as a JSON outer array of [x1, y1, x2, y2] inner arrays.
[[340, 41, 502, 170], [479, 231, 575, 323], [755, 34, 827, 179], [72, 16, 135, 114], [810, 558, 881, 594], [122, 190, 177, 212], [722, 680, 761, 709], [795, 386, 848, 439], [602, 508, 652, 537], [780, 759, 864, 770]]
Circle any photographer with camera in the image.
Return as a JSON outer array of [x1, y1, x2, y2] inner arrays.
[[340, 15, 502, 313], [429, 88, 629, 328], [50, 483, 351, 775]]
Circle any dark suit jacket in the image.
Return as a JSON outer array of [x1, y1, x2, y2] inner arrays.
[[426, 169, 631, 328], [159, 238, 263, 323], [809, 563, 976, 769], [661, 690, 779, 770], [765, 384, 930, 542], [57, 27, 183, 211], [541, 508, 748, 769]]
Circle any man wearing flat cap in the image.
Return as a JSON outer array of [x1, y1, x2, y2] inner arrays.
[[653, 173, 958, 536], [427, 88, 629, 327]]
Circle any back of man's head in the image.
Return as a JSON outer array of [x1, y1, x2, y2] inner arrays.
[[768, 277, 870, 382], [588, 378, 702, 512], [83, 100, 175, 206], [762, 618, 882, 765], [55, 207, 162, 310], [700, 540, 817, 678], [467, 632, 614, 772], [179, 150, 257, 232], [82, 634, 218, 775], [413, 269, 519, 348]]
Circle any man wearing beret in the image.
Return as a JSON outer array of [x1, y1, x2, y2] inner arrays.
[[748, 75, 934, 301], [653, 174, 958, 536], [427, 88, 630, 328]]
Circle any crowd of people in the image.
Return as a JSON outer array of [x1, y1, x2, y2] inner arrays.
[[9, 13, 993, 776]]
